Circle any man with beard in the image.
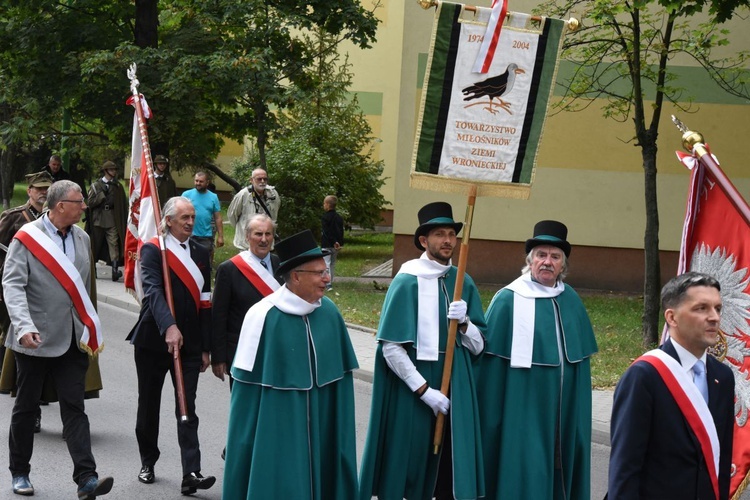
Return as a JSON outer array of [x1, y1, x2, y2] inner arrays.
[[359, 201, 486, 500], [227, 168, 280, 250], [182, 172, 223, 262]]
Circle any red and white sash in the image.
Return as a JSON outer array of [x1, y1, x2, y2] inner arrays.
[[14, 224, 103, 355], [638, 349, 720, 499], [230, 252, 279, 297], [148, 237, 210, 311]]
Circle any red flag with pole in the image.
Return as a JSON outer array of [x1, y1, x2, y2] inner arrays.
[[673, 118, 750, 499], [126, 63, 189, 422]]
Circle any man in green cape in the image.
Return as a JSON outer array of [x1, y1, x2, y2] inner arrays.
[[359, 201, 486, 500], [223, 229, 359, 500], [477, 220, 598, 500]]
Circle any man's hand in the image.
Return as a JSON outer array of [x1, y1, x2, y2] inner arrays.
[[212, 362, 227, 381], [200, 352, 210, 373], [165, 325, 183, 354], [447, 300, 468, 323], [216, 235, 224, 248], [420, 388, 451, 416], [18, 332, 42, 349]]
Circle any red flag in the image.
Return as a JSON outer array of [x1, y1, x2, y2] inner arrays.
[[124, 95, 157, 300], [676, 147, 750, 498]]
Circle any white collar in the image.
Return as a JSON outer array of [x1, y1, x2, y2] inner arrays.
[[671, 338, 707, 374]]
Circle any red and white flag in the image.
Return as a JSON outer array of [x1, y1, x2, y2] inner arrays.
[[472, 0, 509, 74], [675, 146, 750, 498], [124, 94, 157, 300]]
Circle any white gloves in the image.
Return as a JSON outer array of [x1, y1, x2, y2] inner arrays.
[[420, 387, 451, 416], [447, 300, 468, 323]]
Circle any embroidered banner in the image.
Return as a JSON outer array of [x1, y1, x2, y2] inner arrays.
[[412, 2, 566, 198], [674, 146, 750, 498]]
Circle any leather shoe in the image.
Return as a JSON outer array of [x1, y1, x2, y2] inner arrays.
[[181, 472, 215, 495], [12, 475, 34, 496], [138, 465, 154, 484], [33, 415, 41, 434], [77, 475, 113, 499]]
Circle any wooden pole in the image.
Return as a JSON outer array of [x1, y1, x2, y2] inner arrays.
[[433, 185, 477, 454], [129, 64, 189, 423]]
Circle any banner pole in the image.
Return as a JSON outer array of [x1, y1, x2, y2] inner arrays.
[[128, 64, 189, 423], [433, 184, 477, 454]]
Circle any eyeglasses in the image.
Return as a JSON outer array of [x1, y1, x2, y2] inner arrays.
[[61, 199, 85, 204], [295, 268, 331, 278], [253, 177, 268, 182]]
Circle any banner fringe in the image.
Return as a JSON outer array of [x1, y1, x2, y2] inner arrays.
[[410, 172, 531, 199], [732, 470, 750, 499]]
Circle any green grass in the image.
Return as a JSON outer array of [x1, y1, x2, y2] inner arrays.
[[335, 231, 394, 276]]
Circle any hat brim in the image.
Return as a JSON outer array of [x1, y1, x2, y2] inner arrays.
[[29, 182, 52, 188], [277, 249, 331, 275], [414, 222, 464, 250], [525, 238, 571, 257]]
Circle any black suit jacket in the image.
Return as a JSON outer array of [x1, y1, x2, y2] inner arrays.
[[211, 254, 281, 367], [127, 238, 212, 358], [608, 339, 735, 499]]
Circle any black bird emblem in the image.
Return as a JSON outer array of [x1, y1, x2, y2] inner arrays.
[[462, 63, 526, 115]]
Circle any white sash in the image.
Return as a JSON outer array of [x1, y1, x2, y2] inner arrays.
[[238, 251, 280, 292], [162, 235, 209, 305], [505, 273, 564, 368], [642, 349, 720, 479], [16, 224, 103, 354], [233, 285, 320, 372], [397, 254, 451, 361]]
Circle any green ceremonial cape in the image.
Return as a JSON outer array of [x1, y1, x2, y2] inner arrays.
[[223, 297, 359, 500], [359, 267, 487, 500], [477, 285, 598, 500]]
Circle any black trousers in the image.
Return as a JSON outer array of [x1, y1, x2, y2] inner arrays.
[[134, 347, 202, 475], [9, 336, 96, 486]]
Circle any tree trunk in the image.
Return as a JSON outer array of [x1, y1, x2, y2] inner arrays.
[[203, 163, 242, 193], [254, 99, 268, 170], [135, 0, 159, 49], [0, 145, 17, 210], [642, 142, 661, 346]]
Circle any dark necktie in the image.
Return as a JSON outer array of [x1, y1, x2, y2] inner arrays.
[[57, 230, 68, 253], [180, 243, 187, 250], [260, 260, 268, 270]]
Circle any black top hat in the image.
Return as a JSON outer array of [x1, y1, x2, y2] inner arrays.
[[276, 230, 331, 275], [525, 220, 571, 257], [25, 171, 53, 188], [413, 202, 463, 250]]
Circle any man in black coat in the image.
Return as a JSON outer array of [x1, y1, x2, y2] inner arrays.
[[126, 196, 216, 496], [609, 272, 735, 499], [212, 214, 281, 389]]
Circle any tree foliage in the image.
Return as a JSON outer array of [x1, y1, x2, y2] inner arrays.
[[234, 30, 387, 239], [0, 0, 379, 178], [536, 0, 750, 344]]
